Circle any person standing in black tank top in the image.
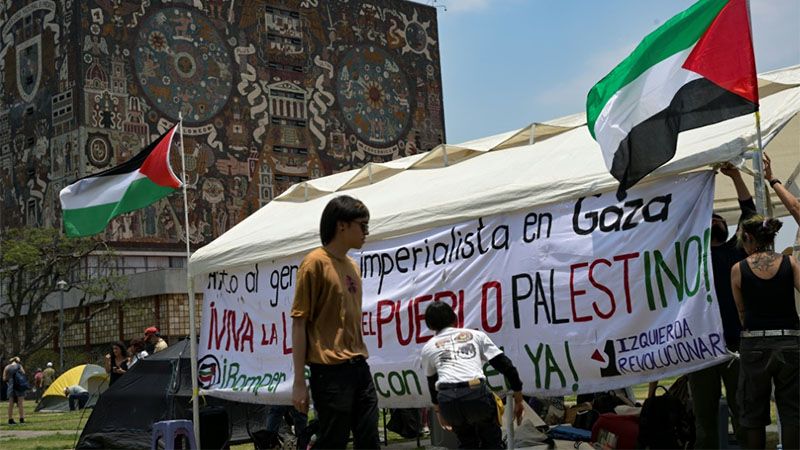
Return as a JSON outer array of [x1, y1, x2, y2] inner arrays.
[[104, 342, 128, 386], [731, 216, 800, 450]]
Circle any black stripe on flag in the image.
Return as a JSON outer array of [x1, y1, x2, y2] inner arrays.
[[71, 127, 175, 182], [611, 78, 756, 199]]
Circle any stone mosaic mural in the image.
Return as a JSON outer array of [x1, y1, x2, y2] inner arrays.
[[0, 0, 444, 246]]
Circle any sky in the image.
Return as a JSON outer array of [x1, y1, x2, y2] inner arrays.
[[433, 0, 800, 144], [432, 0, 800, 249]]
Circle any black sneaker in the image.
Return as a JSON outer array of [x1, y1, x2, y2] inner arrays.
[[8, 418, 15, 425], [19, 417, 25, 424]]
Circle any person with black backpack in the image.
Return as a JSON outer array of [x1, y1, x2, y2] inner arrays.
[[2, 356, 28, 425], [638, 376, 695, 449]]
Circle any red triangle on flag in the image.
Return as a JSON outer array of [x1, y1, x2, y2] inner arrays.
[[591, 349, 605, 363], [682, 0, 758, 104], [139, 126, 182, 189]]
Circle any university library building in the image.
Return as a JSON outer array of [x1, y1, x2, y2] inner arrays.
[[0, 0, 444, 359]]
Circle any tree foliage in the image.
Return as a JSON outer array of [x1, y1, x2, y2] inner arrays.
[[0, 227, 127, 359]]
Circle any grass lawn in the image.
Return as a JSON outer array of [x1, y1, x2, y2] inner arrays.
[[1, 433, 77, 450], [0, 402, 90, 450], [0, 378, 782, 449], [4, 404, 91, 431]]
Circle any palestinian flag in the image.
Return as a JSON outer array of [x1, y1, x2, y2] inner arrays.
[[587, 0, 758, 199], [60, 125, 182, 237]]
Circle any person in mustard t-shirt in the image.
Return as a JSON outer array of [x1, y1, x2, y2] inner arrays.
[[291, 195, 379, 449]]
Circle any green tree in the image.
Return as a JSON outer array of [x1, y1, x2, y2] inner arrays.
[[0, 227, 127, 359]]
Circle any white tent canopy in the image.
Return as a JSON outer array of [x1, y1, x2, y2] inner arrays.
[[190, 65, 800, 278]]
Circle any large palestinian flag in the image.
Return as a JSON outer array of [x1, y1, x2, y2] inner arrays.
[[60, 125, 182, 237], [587, 0, 758, 199]]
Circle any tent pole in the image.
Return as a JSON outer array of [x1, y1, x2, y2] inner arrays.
[[752, 111, 768, 216], [528, 123, 535, 145], [506, 392, 515, 450], [178, 113, 201, 448]]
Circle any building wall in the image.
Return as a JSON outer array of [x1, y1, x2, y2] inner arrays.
[[41, 293, 203, 351], [0, 0, 445, 247]]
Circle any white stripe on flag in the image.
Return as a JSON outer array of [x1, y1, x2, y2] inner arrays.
[[60, 170, 147, 210], [594, 48, 700, 169]]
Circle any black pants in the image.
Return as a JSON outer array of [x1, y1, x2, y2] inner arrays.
[[438, 382, 503, 449], [68, 392, 89, 410], [309, 358, 379, 449], [738, 336, 799, 449]]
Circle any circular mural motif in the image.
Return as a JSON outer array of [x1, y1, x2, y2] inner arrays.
[[87, 136, 111, 168], [134, 8, 232, 124], [336, 46, 411, 147], [404, 22, 428, 53]]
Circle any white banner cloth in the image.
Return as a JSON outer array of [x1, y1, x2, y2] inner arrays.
[[198, 171, 728, 407]]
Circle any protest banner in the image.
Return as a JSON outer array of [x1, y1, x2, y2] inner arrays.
[[198, 171, 727, 407]]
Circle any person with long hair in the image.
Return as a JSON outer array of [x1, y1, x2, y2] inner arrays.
[[731, 216, 800, 449], [104, 341, 129, 386]]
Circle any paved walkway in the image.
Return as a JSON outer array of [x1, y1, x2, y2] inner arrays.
[[0, 429, 73, 439]]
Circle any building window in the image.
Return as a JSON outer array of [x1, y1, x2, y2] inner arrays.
[[169, 256, 186, 268], [259, 162, 274, 206]]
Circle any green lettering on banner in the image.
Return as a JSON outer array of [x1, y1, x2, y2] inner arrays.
[[645, 234, 712, 310], [372, 370, 423, 399], [402, 370, 422, 396], [683, 235, 702, 297], [224, 361, 240, 389], [543, 345, 565, 390], [524, 343, 568, 390], [703, 228, 713, 303], [564, 341, 580, 392], [388, 371, 406, 395], [245, 375, 263, 393], [644, 251, 656, 311], [524, 343, 544, 389], [374, 372, 390, 398], [654, 242, 684, 305]]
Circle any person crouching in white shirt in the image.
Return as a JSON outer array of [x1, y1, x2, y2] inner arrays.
[[420, 302, 524, 449]]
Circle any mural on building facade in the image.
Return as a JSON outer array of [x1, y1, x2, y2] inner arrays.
[[0, 0, 444, 246]]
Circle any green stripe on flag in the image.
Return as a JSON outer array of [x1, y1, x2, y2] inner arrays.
[[63, 177, 175, 237], [586, 0, 728, 137]]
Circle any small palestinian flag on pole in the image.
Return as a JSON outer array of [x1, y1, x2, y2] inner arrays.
[[60, 125, 182, 237], [587, 0, 758, 199]]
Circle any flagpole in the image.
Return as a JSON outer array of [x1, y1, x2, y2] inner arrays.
[[752, 111, 768, 216], [178, 113, 201, 447], [744, 0, 767, 216]]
